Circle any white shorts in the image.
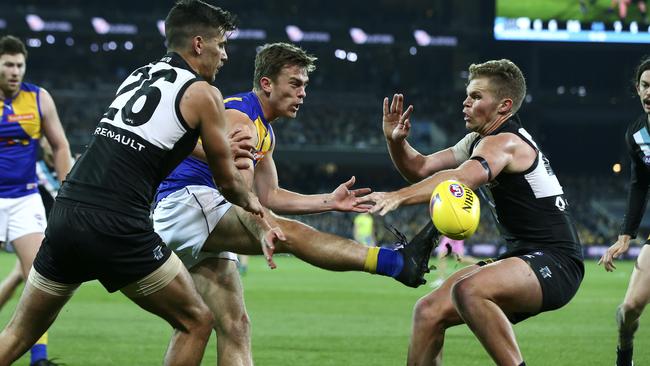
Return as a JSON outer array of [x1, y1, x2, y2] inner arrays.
[[152, 185, 237, 269], [0, 193, 47, 245]]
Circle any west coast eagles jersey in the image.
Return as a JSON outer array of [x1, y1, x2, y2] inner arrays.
[[155, 91, 274, 205], [0, 82, 42, 198], [57, 53, 202, 217]]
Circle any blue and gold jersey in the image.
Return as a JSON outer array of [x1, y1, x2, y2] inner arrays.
[[0, 82, 42, 198], [155, 91, 274, 205]]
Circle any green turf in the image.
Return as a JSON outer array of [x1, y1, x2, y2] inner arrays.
[[498, 0, 648, 23], [0, 252, 648, 365]]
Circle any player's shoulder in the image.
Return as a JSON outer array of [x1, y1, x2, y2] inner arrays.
[[224, 91, 257, 117], [626, 114, 648, 136], [20, 82, 41, 93]]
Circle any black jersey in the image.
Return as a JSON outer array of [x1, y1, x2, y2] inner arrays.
[[469, 117, 582, 259], [620, 114, 650, 238], [57, 53, 201, 217]]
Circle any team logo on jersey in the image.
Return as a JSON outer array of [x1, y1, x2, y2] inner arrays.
[[7, 113, 35, 122], [448, 183, 464, 198], [153, 245, 164, 260], [253, 150, 268, 162], [539, 266, 552, 279]]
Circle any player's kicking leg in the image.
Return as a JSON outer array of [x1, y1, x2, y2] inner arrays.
[[204, 206, 437, 288], [615, 244, 650, 366]]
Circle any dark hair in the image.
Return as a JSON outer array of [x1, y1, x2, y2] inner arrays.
[[0, 35, 28, 59], [468, 59, 527, 114], [165, 0, 237, 50], [634, 57, 650, 86], [253, 43, 317, 90]]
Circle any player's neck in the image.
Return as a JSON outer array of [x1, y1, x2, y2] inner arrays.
[[0, 87, 18, 100], [254, 90, 279, 123], [481, 112, 512, 136]]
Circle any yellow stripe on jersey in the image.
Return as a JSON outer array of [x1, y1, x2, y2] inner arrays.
[[223, 97, 243, 104], [253, 117, 273, 162]]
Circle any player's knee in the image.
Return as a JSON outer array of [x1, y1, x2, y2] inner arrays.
[[413, 294, 451, 331], [217, 312, 251, 342], [450, 277, 481, 314], [185, 302, 214, 337], [621, 301, 645, 319]]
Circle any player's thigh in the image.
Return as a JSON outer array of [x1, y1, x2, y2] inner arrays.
[[127, 263, 211, 330], [452, 257, 543, 316], [204, 206, 261, 254], [623, 244, 650, 308], [12, 233, 44, 277], [417, 264, 481, 326], [191, 258, 246, 323]]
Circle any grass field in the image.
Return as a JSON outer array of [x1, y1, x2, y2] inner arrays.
[[498, 0, 649, 23], [0, 252, 649, 365]]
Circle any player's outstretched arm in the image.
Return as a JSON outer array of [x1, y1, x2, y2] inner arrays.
[[233, 207, 286, 269], [40, 88, 72, 183], [254, 151, 372, 214], [369, 134, 514, 215], [383, 94, 458, 183], [180, 82, 263, 216]]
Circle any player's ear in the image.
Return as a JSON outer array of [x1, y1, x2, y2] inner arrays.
[[498, 98, 513, 114], [260, 76, 272, 93], [192, 36, 203, 55]]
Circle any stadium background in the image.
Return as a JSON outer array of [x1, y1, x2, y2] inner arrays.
[[1, 0, 649, 364]]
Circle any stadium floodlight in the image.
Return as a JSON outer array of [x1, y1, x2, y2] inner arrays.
[[413, 30, 430, 46], [26, 14, 72, 32], [346, 52, 358, 62], [26, 38, 41, 48], [91, 17, 138, 35], [26, 15, 45, 32], [157, 20, 165, 37], [349, 28, 368, 44], [286, 25, 304, 42], [334, 49, 346, 60]]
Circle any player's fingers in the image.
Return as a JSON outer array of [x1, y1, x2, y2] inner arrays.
[[234, 160, 252, 170], [228, 128, 243, 138], [396, 94, 403, 113], [391, 94, 399, 113], [401, 105, 413, 123], [383, 97, 389, 115], [343, 176, 356, 188], [351, 188, 372, 196], [274, 228, 286, 241]]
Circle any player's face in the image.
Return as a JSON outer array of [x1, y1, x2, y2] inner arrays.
[[637, 70, 650, 114], [268, 65, 308, 118], [462, 77, 502, 132], [199, 33, 228, 82], [0, 53, 26, 97]]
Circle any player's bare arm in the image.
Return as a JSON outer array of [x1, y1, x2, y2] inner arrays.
[[383, 93, 458, 183], [180, 81, 262, 215], [223, 108, 259, 187], [191, 128, 255, 170], [252, 148, 371, 214], [369, 133, 525, 215], [39, 87, 71, 183]]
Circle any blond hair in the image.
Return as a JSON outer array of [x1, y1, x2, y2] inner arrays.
[[468, 59, 526, 114]]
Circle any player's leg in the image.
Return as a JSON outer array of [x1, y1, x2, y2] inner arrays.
[[408, 264, 480, 366], [450, 257, 542, 365], [9, 194, 52, 365], [615, 244, 650, 365], [123, 253, 213, 366], [0, 268, 74, 365], [0, 259, 23, 311], [191, 258, 252, 366]]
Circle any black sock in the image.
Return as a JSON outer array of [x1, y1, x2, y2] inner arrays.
[[519, 362, 526, 366]]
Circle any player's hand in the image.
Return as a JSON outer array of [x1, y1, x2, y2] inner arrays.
[[260, 219, 285, 270], [330, 176, 374, 212], [367, 191, 404, 216], [228, 128, 255, 169], [383, 94, 414, 143], [241, 193, 265, 218], [598, 235, 631, 272]]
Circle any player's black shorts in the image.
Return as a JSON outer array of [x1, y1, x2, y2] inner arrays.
[[33, 198, 172, 293], [478, 246, 584, 323]]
